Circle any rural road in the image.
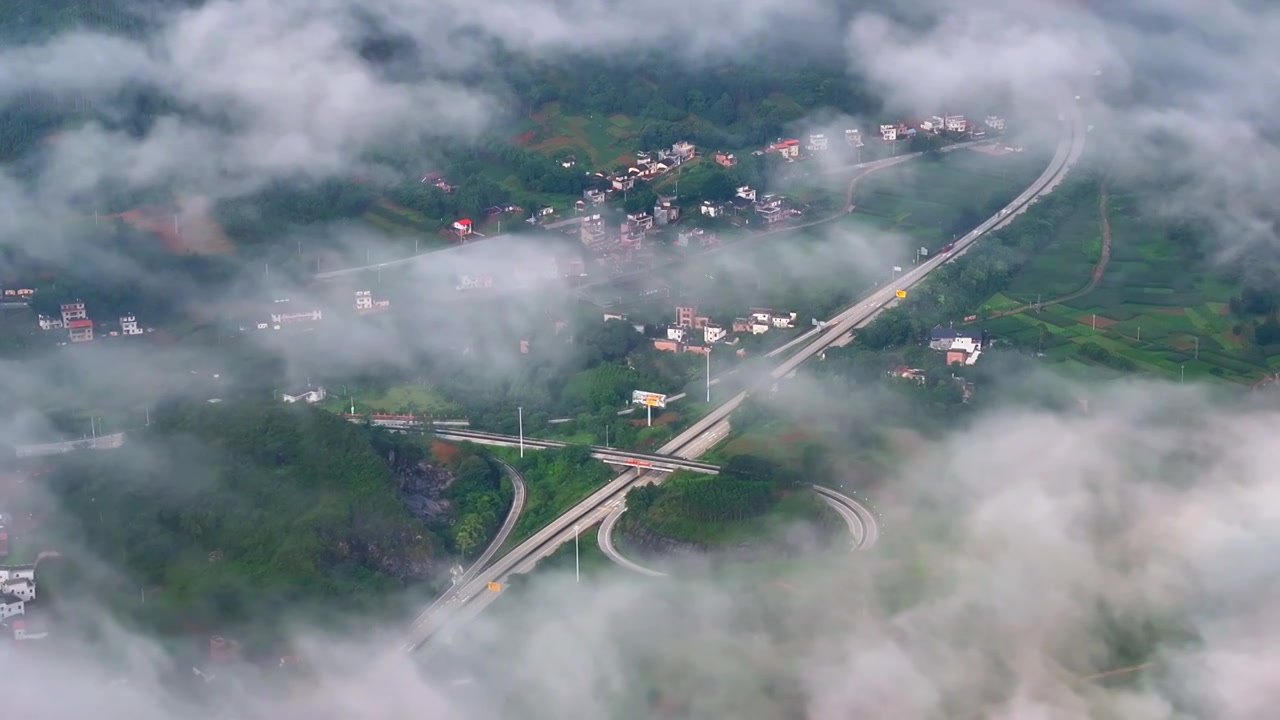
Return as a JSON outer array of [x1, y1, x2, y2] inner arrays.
[[401, 101, 1086, 654]]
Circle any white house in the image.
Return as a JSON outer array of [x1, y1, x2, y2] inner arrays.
[[37, 314, 63, 330], [944, 114, 967, 133], [750, 322, 770, 335], [770, 312, 797, 328], [735, 186, 757, 201], [985, 115, 1006, 131], [704, 326, 727, 344], [1, 580, 33, 602], [666, 327, 686, 343], [0, 568, 35, 583], [120, 315, 143, 335], [0, 596, 23, 619], [700, 200, 723, 218], [281, 387, 326, 404]]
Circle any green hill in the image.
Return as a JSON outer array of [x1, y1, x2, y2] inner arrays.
[[29, 402, 502, 647], [622, 456, 833, 548]]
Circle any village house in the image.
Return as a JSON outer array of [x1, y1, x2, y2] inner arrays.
[[1, 578, 33, 602], [280, 386, 326, 404], [732, 318, 751, 333], [753, 195, 786, 224], [119, 314, 143, 335], [930, 326, 986, 366], [560, 155, 576, 169], [580, 213, 610, 248], [583, 188, 607, 205], [537, 205, 555, 218], [704, 325, 727, 344], [36, 314, 62, 330], [714, 152, 737, 168], [676, 228, 718, 248], [699, 200, 723, 218], [808, 134, 828, 152], [666, 327, 687, 343], [985, 115, 1007, 131], [611, 175, 636, 192], [452, 218, 473, 237], [58, 301, 94, 342], [770, 138, 801, 160], [626, 212, 654, 232], [354, 290, 390, 313], [889, 365, 927, 386], [671, 141, 696, 162], [944, 114, 967, 133], [456, 274, 495, 291], [269, 300, 323, 326], [0, 594, 23, 619], [653, 195, 680, 226], [735, 186, 757, 201]]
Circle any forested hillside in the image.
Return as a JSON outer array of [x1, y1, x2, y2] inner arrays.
[[32, 402, 500, 643]]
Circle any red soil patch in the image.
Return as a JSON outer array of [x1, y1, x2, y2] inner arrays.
[[431, 440, 461, 466], [513, 130, 537, 146], [115, 198, 235, 255], [531, 135, 578, 154], [1078, 314, 1117, 328]]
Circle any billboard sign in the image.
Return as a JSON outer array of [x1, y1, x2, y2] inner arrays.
[[895, 290, 908, 299], [632, 390, 667, 408]]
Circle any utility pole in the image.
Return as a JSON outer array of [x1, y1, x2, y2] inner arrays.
[[705, 350, 711, 403], [517, 406, 524, 458], [90, 416, 97, 440], [1194, 337, 1199, 360], [647, 404, 652, 428], [574, 523, 580, 584], [1092, 314, 1096, 330], [415, 238, 419, 254], [605, 425, 609, 449], [1181, 365, 1185, 384], [145, 407, 150, 427], [1137, 326, 1141, 342]]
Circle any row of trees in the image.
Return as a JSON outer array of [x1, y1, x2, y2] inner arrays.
[[627, 454, 798, 526]]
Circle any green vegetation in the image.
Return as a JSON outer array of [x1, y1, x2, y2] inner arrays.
[[621, 455, 832, 547], [503, 445, 615, 548], [26, 403, 508, 647], [320, 381, 460, 416], [979, 188, 1272, 384], [849, 144, 1053, 246]]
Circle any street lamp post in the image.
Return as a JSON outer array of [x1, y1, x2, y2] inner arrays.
[[574, 523, 580, 584], [517, 406, 524, 458], [705, 349, 711, 403]]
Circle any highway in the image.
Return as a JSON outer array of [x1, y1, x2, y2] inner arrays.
[[429, 428, 722, 474], [596, 483, 880, 577], [401, 459, 526, 644], [403, 103, 1085, 652]]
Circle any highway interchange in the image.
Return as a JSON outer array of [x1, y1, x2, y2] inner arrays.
[[402, 101, 1087, 654]]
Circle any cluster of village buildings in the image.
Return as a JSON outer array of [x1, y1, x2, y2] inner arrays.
[[0, 564, 42, 641], [878, 114, 1006, 142], [36, 300, 151, 344], [0, 486, 46, 643], [244, 289, 391, 332], [600, 303, 799, 357], [889, 325, 988, 396]]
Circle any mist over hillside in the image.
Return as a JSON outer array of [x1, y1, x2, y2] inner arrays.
[[1, 0, 1278, 717]]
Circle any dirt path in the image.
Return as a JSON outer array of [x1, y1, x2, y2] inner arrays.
[[981, 184, 1111, 320]]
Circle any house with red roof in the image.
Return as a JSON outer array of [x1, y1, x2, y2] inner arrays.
[[452, 218, 473, 237]]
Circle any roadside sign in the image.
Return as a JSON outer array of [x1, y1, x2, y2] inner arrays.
[[895, 290, 907, 299], [631, 390, 667, 408], [892, 266, 903, 272], [487, 581, 502, 592]]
